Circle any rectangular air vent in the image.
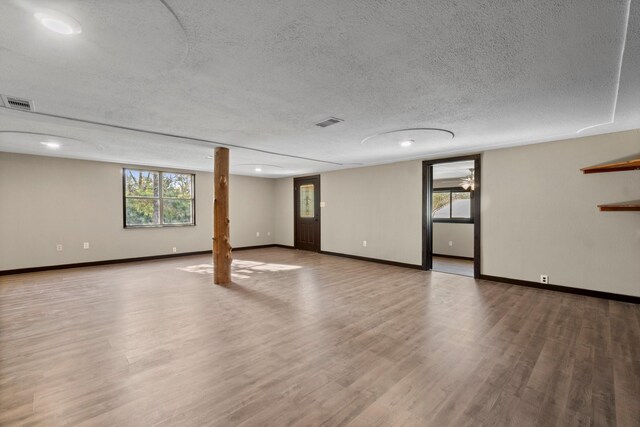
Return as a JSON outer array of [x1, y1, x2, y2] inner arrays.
[[2, 95, 33, 112], [315, 117, 344, 127]]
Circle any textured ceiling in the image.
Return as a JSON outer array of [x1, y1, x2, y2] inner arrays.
[[0, 0, 638, 177]]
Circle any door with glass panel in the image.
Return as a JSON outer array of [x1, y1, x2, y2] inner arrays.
[[294, 175, 320, 251]]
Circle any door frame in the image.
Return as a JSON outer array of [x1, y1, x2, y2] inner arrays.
[[293, 175, 321, 252], [422, 154, 481, 278]]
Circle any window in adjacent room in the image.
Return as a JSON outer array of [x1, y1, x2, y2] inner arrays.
[[432, 188, 472, 222], [123, 169, 195, 227]]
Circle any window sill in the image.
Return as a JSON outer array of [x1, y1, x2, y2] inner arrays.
[[124, 224, 196, 229]]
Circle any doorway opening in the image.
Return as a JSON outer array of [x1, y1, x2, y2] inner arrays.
[[422, 155, 481, 277], [294, 175, 321, 252]]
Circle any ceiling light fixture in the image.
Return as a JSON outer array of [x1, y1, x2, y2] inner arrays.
[[41, 141, 61, 149], [236, 163, 284, 172], [460, 169, 475, 191], [361, 128, 454, 146], [34, 11, 82, 35], [400, 140, 414, 148]]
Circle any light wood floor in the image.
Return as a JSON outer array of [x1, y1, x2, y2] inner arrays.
[[432, 256, 474, 277], [1, 248, 639, 426]]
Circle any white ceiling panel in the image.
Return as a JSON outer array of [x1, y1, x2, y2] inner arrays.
[[0, 0, 637, 176]]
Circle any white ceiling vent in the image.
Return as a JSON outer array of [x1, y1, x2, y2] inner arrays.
[[315, 117, 343, 127], [1, 95, 34, 112]]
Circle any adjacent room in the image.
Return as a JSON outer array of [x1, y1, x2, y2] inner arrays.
[[1, 1, 639, 425], [430, 160, 477, 277]]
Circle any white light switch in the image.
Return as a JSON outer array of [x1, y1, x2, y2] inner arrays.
[[83, 242, 90, 249], [320, 202, 326, 208], [449, 241, 453, 246]]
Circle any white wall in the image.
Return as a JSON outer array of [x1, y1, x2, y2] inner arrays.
[[3, 129, 639, 297], [433, 223, 474, 258], [271, 129, 639, 296], [274, 177, 294, 246], [0, 153, 274, 270], [230, 175, 275, 248], [482, 130, 640, 297], [321, 161, 423, 265]]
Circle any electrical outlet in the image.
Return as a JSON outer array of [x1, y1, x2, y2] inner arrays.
[[256, 231, 260, 237], [449, 241, 453, 246], [172, 247, 177, 253], [56, 244, 63, 252], [540, 275, 549, 284], [83, 242, 90, 249], [267, 231, 271, 237], [362, 240, 367, 247]]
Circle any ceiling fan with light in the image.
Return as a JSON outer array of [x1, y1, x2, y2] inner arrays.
[[460, 168, 475, 191]]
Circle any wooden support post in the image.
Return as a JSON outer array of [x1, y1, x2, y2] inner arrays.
[[213, 147, 232, 284]]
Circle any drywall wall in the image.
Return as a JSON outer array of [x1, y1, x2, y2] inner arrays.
[[433, 223, 474, 258], [0, 153, 275, 270], [482, 129, 640, 297], [4, 129, 639, 297], [274, 177, 294, 246], [271, 129, 639, 296], [230, 174, 275, 248], [320, 161, 423, 265]]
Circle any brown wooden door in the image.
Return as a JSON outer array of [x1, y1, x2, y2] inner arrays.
[[294, 176, 320, 252]]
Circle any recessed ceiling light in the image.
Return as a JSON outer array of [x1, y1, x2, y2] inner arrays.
[[41, 141, 61, 149], [34, 11, 82, 35], [236, 163, 284, 172], [361, 128, 454, 146]]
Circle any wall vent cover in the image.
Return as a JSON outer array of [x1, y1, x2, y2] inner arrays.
[[315, 117, 343, 127], [1, 95, 34, 112]]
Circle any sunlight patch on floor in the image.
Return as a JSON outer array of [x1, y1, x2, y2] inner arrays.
[[178, 259, 302, 278]]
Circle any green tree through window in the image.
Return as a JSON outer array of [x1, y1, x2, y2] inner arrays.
[[124, 169, 194, 227]]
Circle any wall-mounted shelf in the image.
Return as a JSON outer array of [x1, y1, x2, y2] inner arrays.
[[597, 201, 640, 212], [582, 156, 640, 212], [581, 158, 640, 174]]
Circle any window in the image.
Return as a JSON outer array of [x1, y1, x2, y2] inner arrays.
[[123, 169, 195, 227], [299, 184, 315, 218], [432, 188, 472, 223]]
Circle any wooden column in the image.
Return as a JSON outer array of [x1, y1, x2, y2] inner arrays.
[[213, 147, 232, 284]]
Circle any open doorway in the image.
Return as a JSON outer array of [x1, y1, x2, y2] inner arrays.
[[422, 155, 481, 277]]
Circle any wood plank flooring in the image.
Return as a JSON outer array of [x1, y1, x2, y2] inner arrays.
[[432, 256, 474, 277], [0, 248, 638, 426]]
